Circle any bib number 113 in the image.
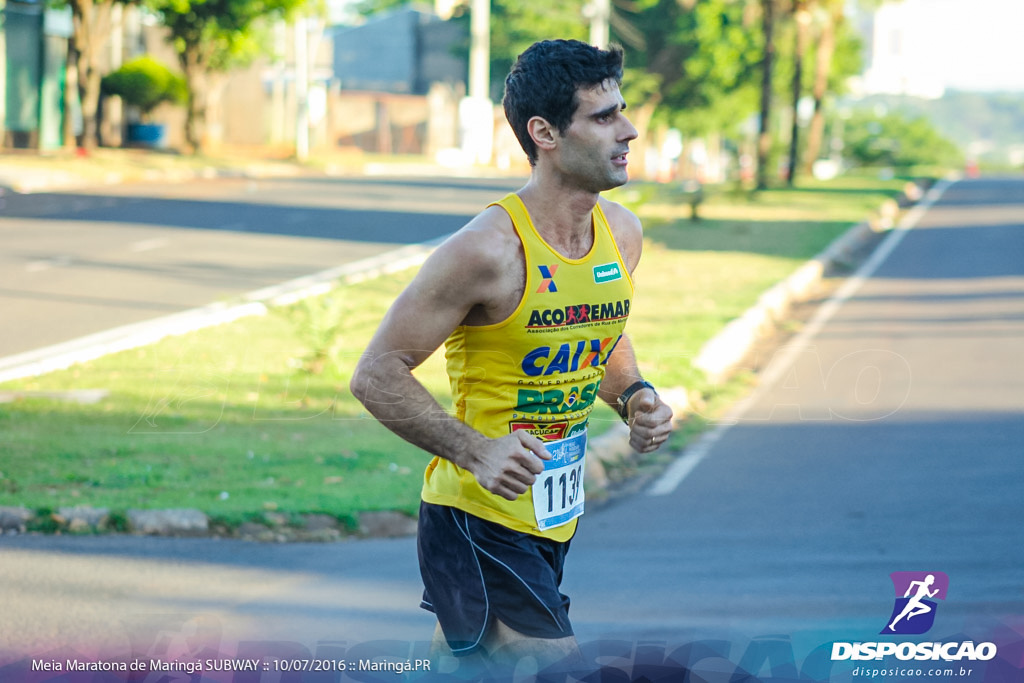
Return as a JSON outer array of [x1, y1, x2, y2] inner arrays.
[[542, 464, 583, 514], [531, 430, 587, 531]]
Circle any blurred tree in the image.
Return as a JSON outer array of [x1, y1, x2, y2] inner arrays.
[[755, 0, 776, 189], [60, 0, 134, 150], [801, 0, 843, 174], [801, 0, 886, 174], [146, 0, 309, 152], [625, 0, 761, 135], [784, 0, 809, 186], [842, 109, 962, 169], [856, 91, 1024, 168]]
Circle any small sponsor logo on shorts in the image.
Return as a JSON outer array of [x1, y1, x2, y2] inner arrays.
[[593, 262, 622, 284]]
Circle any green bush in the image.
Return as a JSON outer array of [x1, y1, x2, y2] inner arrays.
[[843, 109, 963, 169], [101, 56, 188, 118]]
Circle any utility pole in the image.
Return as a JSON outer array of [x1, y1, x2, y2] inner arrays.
[[295, 17, 309, 161], [468, 0, 489, 101], [587, 0, 610, 48], [460, 0, 492, 164], [270, 20, 286, 145]]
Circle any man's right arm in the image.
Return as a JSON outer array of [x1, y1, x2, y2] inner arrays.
[[349, 222, 550, 501]]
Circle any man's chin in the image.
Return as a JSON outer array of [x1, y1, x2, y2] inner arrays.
[[581, 168, 631, 194], [607, 170, 630, 190]]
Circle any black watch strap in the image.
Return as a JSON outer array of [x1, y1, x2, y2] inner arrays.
[[617, 380, 656, 422]]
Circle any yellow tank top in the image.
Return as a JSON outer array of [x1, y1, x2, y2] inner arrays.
[[422, 193, 634, 541]]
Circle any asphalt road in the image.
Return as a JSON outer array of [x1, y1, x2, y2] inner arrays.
[[0, 175, 523, 357], [1, 177, 1022, 681], [566, 177, 1024, 646]]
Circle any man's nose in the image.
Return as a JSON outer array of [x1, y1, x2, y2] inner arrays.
[[620, 116, 638, 141]]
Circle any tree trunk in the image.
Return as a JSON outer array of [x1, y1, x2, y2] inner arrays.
[[78, 25, 108, 150], [803, 3, 839, 175], [756, 0, 776, 191], [68, 0, 113, 150], [786, 1, 810, 186], [180, 44, 208, 154], [63, 35, 81, 149]]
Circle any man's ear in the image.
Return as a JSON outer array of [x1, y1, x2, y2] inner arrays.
[[527, 116, 558, 154]]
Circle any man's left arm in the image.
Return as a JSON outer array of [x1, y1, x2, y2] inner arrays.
[[597, 198, 673, 452], [597, 334, 673, 453]]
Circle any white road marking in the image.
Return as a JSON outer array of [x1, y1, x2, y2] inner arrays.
[[129, 238, 169, 253], [0, 235, 449, 384], [25, 255, 72, 273]]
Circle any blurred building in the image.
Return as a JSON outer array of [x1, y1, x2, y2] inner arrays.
[[323, 6, 467, 156], [1, 0, 74, 149], [332, 7, 464, 95], [1, 1, 469, 156], [849, 0, 945, 99]]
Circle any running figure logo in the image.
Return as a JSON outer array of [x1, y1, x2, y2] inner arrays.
[[882, 571, 949, 635]]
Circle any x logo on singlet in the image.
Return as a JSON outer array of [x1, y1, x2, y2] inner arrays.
[[537, 264, 559, 293]]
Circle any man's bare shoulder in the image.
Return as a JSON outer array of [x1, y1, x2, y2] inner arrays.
[[416, 204, 522, 304], [442, 203, 521, 273], [598, 196, 643, 235], [598, 197, 643, 270]]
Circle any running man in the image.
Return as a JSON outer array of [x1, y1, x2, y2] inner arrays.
[[350, 39, 673, 669], [888, 574, 940, 632]]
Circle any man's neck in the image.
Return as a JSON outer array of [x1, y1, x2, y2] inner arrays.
[[517, 174, 600, 245]]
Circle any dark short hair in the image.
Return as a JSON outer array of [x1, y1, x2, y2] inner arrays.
[[502, 39, 625, 166]]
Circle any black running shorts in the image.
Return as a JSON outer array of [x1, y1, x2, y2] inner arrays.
[[417, 502, 574, 656]]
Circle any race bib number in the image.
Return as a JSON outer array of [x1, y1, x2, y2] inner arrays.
[[532, 430, 587, 531]]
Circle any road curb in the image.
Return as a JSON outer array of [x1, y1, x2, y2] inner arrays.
[[0, 505, 418, 541]]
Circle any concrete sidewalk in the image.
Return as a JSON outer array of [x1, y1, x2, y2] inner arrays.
[[0, 148, 312, 194], [0, 147, 516, 195]]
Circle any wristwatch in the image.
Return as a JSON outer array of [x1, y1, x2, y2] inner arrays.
[[616, 380, 656, 422]]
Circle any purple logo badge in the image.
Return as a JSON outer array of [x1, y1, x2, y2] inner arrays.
[[881, 571, 949, 635]]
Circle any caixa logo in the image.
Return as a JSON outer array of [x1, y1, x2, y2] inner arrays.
[[831, 571, 998, 663]]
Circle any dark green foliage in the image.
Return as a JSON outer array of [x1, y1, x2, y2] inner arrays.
[[843, 109, 963, 168], [101, 56, 188, 116]]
